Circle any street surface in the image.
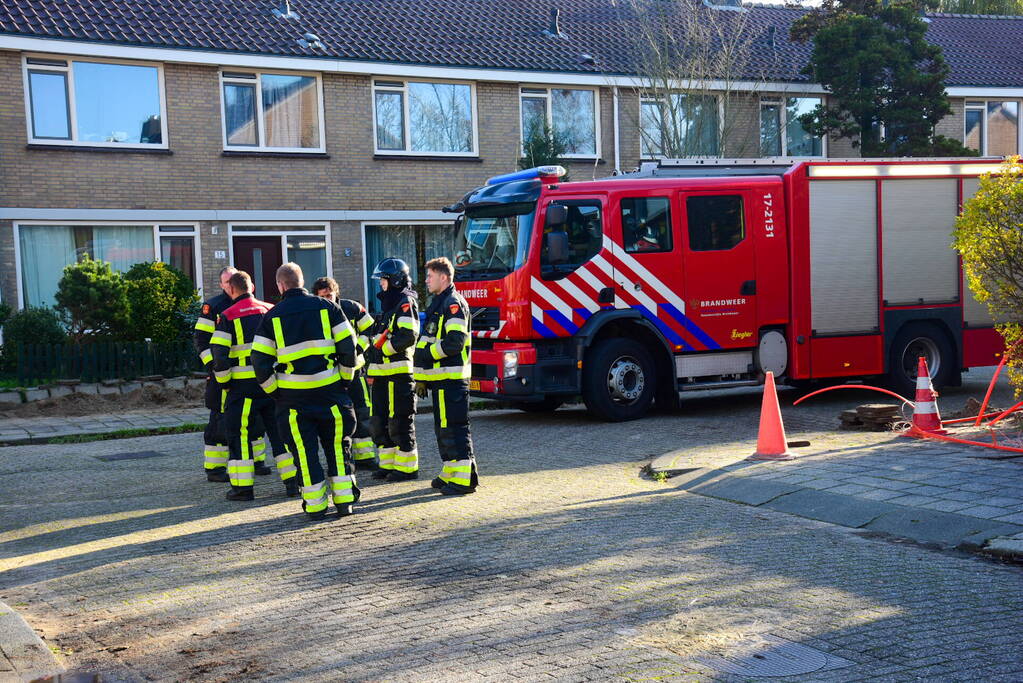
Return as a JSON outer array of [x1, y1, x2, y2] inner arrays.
[[1, 369, 1022, 681]]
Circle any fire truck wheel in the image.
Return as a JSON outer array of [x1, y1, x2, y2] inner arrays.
[[582, 338, 656, 422], [515, 397, 565, 413], [886, 322, 955, 399]]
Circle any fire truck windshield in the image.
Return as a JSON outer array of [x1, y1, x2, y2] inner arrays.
[[454, 201, 535, 281]]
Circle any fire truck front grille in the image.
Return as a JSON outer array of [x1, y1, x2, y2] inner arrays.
[[472, 363, 497, 380], [470, 306, 500, 331]]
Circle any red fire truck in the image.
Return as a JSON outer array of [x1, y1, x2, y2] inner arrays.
[[445, 158, 1007, 421]]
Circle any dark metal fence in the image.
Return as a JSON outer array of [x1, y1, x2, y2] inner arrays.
[[16, 341, 201, 385]]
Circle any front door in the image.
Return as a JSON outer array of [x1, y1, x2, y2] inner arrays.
[[233, 236, 283, 303], [680, 191, 758, 350]]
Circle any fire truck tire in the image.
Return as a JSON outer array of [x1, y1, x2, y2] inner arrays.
[[515, 397, 565, 413], [582, 338, 656, 422], [886, 322, 955, 398]]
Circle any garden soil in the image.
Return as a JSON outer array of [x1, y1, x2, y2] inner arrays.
[[0, 383, 205, 419]]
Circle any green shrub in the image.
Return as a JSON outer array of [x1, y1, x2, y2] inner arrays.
[[54, 256, 131, 342], [123, 261, 200, 342], [953, 156, 1023, 391], [0, 302, 11, 332], [0, 306, 67, 372]]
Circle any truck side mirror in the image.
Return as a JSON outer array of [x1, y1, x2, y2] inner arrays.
[[546, 231, 569, 264], [545, 204, 568, 228]]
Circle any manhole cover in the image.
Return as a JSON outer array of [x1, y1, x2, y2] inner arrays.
[[94, 450, 170, 462], [694, 635, 852, 677]]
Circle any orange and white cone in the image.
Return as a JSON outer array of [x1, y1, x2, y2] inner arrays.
[[905, 356, 947, 436], [747, 371, 794, 461]]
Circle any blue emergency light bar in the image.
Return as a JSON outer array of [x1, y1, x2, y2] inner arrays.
[[485, 165, 567, 186]]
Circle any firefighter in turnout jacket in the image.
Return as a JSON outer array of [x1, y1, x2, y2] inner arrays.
[[414, 257, 479, 495], [194, 267, 271, 480], [312, 277, 378, 470], [210, 272, 296, 500], [251, 263, 360, 520], [366, 258, 419, 481]]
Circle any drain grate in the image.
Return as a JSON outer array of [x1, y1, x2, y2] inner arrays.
[[93, 450, 170, 462], [693, 634, 852, 677]]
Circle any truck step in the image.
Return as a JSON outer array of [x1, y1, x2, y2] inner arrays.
[[678, 379, 761, 393]]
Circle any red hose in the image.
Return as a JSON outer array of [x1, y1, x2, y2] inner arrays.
[[792, 384, 914, 407]]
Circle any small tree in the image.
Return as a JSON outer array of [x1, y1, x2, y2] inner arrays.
[[123, 261, 200, 342], [937, 0, 1021, 13], [55, 256, 131, 342], [791, 0, 976, 157], [953, 156, 1023, 390], [0, 306, 67, 372], [520, 120, 571, 177]]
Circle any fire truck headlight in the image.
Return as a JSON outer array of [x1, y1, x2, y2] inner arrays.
[[503, 351, 519, 378]]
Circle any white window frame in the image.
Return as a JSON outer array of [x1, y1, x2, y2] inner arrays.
[[371, 78, 479, 157], [965, 99, 1022, 157], [12, 221, 200, 309], [518, 86, 601, 159], [227, 222, 333, 289], [219, 70, 327, 153], [639, 93, 723, 159], [759, 96, 826, 158], [22, 54, 169, 149]]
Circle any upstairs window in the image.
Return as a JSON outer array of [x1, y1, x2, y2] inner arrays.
[[686, 195, 745, 251], [520, 87, 598, 157], [760, 97, 824, 157], [221, 71, 323, 151], [640, 93, 719, 157], [374, 80, 476, 155], [965, 100, 1019, 156], [24, 56, 166, 148]]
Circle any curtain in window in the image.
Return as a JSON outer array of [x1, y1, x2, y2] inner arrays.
[[19, 225, 77, 308], [262, 75, 319, 148], [365, 225, 417, 310], [92, 225, 154, 272]]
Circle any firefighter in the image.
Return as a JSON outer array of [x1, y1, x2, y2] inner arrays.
[[209, 271, 297, 500], [366, 258, 420, 481], [251, 263, 360, 520], [311, 277, 377, 471], [413, 257, 479, 495]]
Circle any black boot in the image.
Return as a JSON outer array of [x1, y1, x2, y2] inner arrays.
[[354, 459, 378, 472], [336, 504, 355, 517], [306, 509, 327, 521], [206, 469, 229, 483], [254, 463, 273, 476], [431, 477, 445, 489], [284, 479, 299, 497], [439, 483, 475, 496], [371, 468, 391, 480], [226, 487, 254, 501], [386, 470, 418, 482]]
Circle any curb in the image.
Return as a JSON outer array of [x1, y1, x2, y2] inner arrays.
[[652, 462, 1023, 555], [0, 600, 64, 681]]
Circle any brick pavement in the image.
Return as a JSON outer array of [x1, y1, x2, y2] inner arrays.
[[1, 369, 1023, 681]]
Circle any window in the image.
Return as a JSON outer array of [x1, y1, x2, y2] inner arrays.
[[760, 97, 823, 157], [622, 198, 672, 253], [541, 200, 603, 280], [965, 100, 1019, 156], [23, 56, 166, 147], [686, 196, 745, 251], [221, 71, 323, 151], [17, 223, 199, 308], [364, 224, 456, 308], [520, 87, 598, 157], [640, 93, 718, 157], [373, 80, 476, 155]]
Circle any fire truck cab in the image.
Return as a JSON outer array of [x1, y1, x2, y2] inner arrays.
[[448, 159, 1006, 421]]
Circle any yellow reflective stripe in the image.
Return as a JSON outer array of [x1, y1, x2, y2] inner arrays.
[[220, 390, 227, 412], [276, 369, 341, 389], [260, 374, 279, 393], [396, 316, 417, 331], [276, 451, 297, 480], [272, 316, 286, 348], [252, 335, 277, 357], [289, 409, 312, 488], [230, 366, 257, 380], [228, 459, 255, 486], [214, 369, 231, 384], [330, 404, 346, 476], [438, 388, 447, 429], [415, 366, 470, 380], [388, 380, 395, 419], [240, 398, 252, 459], [332, 322, 353, 342], [363, 376, 372, 416], [445, 319, 468, 332], [357, 335, 371, 351], [232, 318, 249, 362], [209, 330, 232, 346], [392, 449, 418, 473], [277, 338, 335, 363], [430, 342, 445, 360], [194, 317, 216, 333], [357, 312, 375, 333], [320, 308, 332, 341], [199, 348, 213, 365], [382, 339, 397, 357], [229, 343, 253, 359]]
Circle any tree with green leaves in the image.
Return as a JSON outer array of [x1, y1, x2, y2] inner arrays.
[[520, 120, 570, 179], [55, 256, 132, 342], [953, 156, 1023, 391], [123, 261, 200, 342], [791, 0, 976, 157], [936, 0, 1021, 14]]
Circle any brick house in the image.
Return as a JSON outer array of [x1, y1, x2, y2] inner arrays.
[[0, 0, 1020, 311]]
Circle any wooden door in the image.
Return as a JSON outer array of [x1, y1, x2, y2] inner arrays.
[[233, 236, 283, 303]]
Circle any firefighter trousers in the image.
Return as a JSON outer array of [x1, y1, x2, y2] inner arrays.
[[278, 397, 359, 517], [370, 375, 418, 474], [203, 384, 269, 472], [223, 392, 291, 491], [348, 371, 375, 463], [430, 379, 479, 492]]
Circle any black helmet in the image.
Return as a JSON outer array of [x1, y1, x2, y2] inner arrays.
[[372, 257, 411, 290]]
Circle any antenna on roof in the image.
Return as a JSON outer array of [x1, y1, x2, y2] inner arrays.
[[297, 32, 324, 49], [543, 7, 565, 38], [273, 0, 299, 19]]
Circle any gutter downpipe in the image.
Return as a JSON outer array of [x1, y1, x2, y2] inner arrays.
[[612, 86, 621, 174]]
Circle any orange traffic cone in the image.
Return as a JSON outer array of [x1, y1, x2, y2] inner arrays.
[[748, 371, 794, 461], [904, 356, 947, 436]]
